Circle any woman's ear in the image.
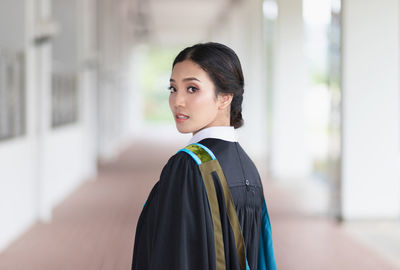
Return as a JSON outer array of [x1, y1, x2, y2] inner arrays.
[[218, 93, 233, 110]]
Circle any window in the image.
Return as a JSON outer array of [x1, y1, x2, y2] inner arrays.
[[51, 72, 79, 128], [0, 48, 25, 141]]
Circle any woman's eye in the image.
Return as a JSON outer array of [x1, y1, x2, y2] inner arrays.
[[187, 86, 198, 93], [168, 86, 176, 93]]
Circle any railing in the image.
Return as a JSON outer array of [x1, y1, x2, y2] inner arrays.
[[51, 71, 79, 128], [0, 47, 25, 141]]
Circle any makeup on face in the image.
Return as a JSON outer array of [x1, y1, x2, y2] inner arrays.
[[169, 60, 222, 134]]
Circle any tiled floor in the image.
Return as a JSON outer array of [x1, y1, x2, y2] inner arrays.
[[0, 140, 398, 270]]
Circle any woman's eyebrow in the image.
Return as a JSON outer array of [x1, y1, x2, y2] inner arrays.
[[170, 77, 201, 83]]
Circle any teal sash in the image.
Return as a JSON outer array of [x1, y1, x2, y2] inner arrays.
[[258, 197, 277, 270]]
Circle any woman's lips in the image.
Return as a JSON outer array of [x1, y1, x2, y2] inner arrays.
[[175, 113, 190, 123]]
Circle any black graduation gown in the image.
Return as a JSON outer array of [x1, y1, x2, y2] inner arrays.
[[131, 138, 267, 270]]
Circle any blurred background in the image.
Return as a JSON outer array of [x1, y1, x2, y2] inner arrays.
[[0, 0, 399, 269]]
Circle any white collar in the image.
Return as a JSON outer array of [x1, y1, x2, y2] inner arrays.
[[187, 126, 237, 145]]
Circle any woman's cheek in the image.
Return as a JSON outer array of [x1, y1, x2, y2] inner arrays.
[[192, 93, 209, 107], [168, 95, 174, 108]]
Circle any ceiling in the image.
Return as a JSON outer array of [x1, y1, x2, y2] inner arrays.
[[129, 0, 233, 47]]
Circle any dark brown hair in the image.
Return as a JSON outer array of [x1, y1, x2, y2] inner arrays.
[[172, 42, 244, 129]]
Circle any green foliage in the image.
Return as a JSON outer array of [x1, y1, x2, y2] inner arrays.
[[141, 46, 179, 123], [310, 68, 329, 85]]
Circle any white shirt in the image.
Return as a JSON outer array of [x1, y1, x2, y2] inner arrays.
[[187, 126, 238, 145]]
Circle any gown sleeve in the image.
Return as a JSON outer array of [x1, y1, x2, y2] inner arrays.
[[131, 151, 216, 270]]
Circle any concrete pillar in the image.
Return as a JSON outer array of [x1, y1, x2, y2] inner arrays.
[[78, 0, 98, 178], [96, 0, 138, 160], [34, 0, 53, 222], [341, 0, 400, 219], [209, 0, 269, 166], [130, 45, 147, 139], [271, 0, 311, 180], [238, 0, 269, 166]]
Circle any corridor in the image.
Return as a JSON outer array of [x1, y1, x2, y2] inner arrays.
[[0, 139, 398, 270]]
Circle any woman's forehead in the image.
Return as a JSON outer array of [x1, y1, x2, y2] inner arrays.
[[171, 60, 209, 81]]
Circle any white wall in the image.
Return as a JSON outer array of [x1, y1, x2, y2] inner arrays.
[[341, 0, 400, 219], [42, 126, 94, 208], [46, 0, 97, 208], [0, 0, 25, 50], [0, 139, 36, 251], [0, 0, 98, 251], [0, 0, 36, 252], [52, 0, 78, 71]]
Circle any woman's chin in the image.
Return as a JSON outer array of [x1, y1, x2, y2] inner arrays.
[[176, 124, 193, 134]]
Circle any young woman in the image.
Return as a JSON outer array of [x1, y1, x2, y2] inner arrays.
[[131, 42, 276, 270]]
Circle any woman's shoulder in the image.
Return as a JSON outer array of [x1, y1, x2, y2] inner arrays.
[[163, 149, 198, 170], [140, 151, 199, 210], [235, 142, 260, 168], [158, 149, 201, 186], [234, 142, 264, 186]]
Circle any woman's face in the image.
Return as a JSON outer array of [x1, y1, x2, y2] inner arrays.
[[169, 60, 231, 135]]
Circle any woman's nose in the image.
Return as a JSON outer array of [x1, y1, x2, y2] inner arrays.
[[173, 91, 186, 107]]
